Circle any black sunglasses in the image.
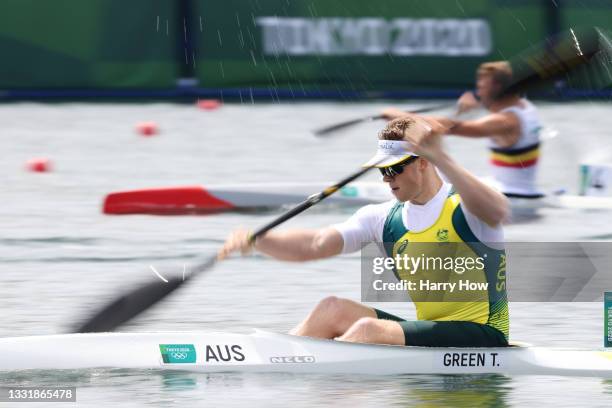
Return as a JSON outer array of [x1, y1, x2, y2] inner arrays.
[[378, 156, 419, 178]]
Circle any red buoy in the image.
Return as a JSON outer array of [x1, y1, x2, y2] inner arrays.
[[196, 99, 222, 110], [26, 157, 52, 173], [136, 122, 158, 136]]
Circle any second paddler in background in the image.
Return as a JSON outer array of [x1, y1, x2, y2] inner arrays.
[[383, 60, 544, 198]]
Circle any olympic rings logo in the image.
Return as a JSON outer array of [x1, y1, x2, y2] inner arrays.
[[171, 352, 188, 359]]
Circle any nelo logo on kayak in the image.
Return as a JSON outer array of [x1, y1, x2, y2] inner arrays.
[[270, 355, 316, 363], [205, 344, 245, 362]]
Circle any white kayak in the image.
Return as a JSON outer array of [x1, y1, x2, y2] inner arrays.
[[102, 182, 612, 215], [2, 330, 612, 378]]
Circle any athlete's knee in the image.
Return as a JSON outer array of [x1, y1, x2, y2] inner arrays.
[[315, 296, 346, 315], [314, 296, 355, 329], [344, 317, 380, 341], [292, 296, 352, 338]]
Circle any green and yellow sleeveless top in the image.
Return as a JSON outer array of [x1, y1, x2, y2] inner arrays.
[[382, 190, 509, 339]]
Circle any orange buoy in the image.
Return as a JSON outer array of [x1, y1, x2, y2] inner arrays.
[[26, 157, 52, 173], [136, 122, 158, 136], [196, 99, 222, 110]]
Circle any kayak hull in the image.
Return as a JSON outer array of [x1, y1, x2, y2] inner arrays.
[[2, 330, 612, 377]]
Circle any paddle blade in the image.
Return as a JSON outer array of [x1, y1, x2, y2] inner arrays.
[[506, 26, 612, 95], [74, 255, 218, 332], [74, 277, 184, 333]]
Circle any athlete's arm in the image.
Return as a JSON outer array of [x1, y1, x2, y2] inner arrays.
[[433, 153, 509, 227], [431, 113, 521, 148], [217, 227, 343, 262], [400, 114, 510, 227], [218, 202, 385, 261], [254, 228, 343, 261]]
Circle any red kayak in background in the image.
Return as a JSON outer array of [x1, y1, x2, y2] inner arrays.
[[102, 182, 392, 215]]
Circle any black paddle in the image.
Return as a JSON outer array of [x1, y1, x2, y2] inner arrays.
[[74, 162, 380, 333], [312, 103, 452, 136]]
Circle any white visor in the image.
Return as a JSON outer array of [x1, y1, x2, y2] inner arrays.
[[363, 140, 418, 168]]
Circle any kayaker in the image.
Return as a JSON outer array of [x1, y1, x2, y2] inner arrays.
[[382, 61, 543, 198], [219, 114, 510, 347]]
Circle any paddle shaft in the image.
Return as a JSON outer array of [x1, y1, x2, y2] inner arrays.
[[250, 165, 375, 241], [75, 163, 378, 332], [313, 103, 452, 136]]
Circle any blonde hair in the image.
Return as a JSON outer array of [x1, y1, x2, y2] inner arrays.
[[378, 117, 415, 141]]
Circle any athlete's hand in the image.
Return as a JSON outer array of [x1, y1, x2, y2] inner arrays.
[[380, 107, 409, 121], [456, 91, 480, 115], [217, 228, 254, 260], [399, 114, 449, 163]]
